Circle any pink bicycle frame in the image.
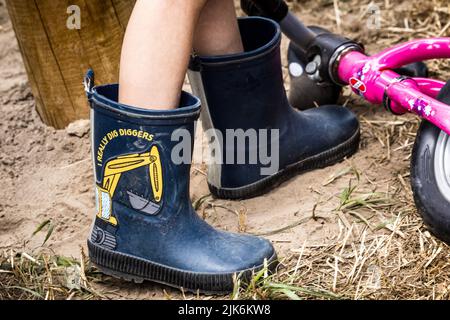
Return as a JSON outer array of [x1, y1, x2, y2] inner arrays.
[[337, 38, 450, 136]]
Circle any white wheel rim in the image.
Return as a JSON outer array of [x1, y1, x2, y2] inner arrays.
[[434, 130, 450, 203]]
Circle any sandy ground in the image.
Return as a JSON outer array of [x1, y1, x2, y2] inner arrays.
[[1, 0, 449, 300]]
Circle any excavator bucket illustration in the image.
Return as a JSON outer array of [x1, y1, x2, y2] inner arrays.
[[96, 146, 163, 226]]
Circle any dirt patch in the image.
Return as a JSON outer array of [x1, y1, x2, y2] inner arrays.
[[1, 0, 450, 300]]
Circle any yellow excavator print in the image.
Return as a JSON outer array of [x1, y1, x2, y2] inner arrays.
[[96, 145, 163, 226]]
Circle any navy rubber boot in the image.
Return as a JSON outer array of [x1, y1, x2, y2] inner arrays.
[[188, 17, 360, 200], [84, 70, 276, 294]]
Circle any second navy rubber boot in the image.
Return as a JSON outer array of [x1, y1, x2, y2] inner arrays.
[[84, 70, 276, 294], [188, 17, 360, 200]]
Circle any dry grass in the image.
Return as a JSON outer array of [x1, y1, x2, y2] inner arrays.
[[1, 0, 450, 300], [0, 248, 103, 300]]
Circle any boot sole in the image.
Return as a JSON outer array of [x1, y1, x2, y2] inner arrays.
[[87, 240, 278, 295], [209, 127, 361, 200]]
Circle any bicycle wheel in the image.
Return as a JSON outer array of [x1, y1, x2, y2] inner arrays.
[[411, 81, 450, 243]]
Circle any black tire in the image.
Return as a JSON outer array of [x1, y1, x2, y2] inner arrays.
[[411, 120, 450, 244]]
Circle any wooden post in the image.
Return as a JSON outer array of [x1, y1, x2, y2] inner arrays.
[[6, 0, 136, 129]]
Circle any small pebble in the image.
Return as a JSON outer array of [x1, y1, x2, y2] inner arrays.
[[66, 119, 90, 138], [2, 158, 13, 166]]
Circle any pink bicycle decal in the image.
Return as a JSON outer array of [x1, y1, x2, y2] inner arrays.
[[338, 39, 450, 135]]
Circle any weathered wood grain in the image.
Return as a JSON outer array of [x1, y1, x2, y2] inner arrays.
[[6, 0, 136, 128]]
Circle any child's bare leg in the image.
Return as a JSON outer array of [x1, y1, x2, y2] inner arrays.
[[119, 0, 242, 110], [119, 0, 207, 110], [194, 0, 243, 56]]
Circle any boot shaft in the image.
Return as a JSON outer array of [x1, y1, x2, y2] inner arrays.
[[189, 17, 290, 132], [86, 75, 201, 224]]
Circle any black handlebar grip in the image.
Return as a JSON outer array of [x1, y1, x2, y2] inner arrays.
[[240, 0, 289, 22]]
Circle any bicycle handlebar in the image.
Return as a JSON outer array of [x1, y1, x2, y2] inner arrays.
[[240, 0, 289, 22], [338, 46, 450, 136]]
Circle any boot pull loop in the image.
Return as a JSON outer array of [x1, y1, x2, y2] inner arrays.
[[84, 69, 95, 100]]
